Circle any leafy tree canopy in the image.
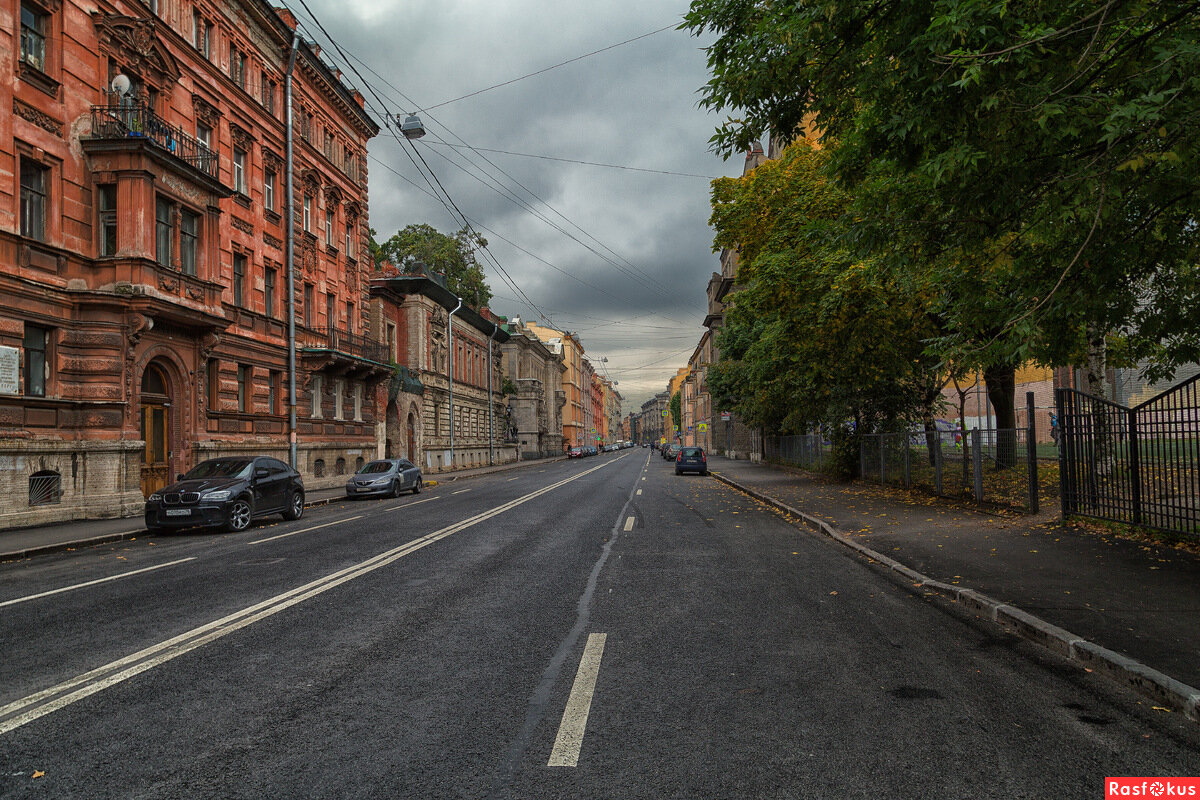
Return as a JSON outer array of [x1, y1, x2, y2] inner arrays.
[[685, 0, 1200, 381], [374, 223, 493, 310]]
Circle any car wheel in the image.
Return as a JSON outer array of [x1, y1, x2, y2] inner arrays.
[[700, 470, 708, 476], [390, 479, 402, 498], [226, 498, 253, 532], [282, 490, 304, 521], [674, 468, 682, 475], [412, 479, 422, 494]]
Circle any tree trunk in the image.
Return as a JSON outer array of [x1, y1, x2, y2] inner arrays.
[[984, 362, 1018, 469], [1085, 322, 1114, 478]]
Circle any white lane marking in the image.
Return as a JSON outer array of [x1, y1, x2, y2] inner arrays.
[[636, 489, 643, 496], [452, 489, 471, 495], [623, 517, 635, 532], [250, 515, 365, 545], [0, 558, 197, 609], [548, 633, 608, 767], [0, 459, 620, 736], [507, 477, 520, 482]]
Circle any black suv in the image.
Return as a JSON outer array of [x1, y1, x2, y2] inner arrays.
[[145, 456, 304, 533]]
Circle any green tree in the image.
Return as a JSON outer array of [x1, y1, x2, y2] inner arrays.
[[375, 223, 493, 309], [669, 391, 682, 437], [685, 0, 1200, 407]]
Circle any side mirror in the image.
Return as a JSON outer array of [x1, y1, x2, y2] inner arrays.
[[176, 473, 185, 482]]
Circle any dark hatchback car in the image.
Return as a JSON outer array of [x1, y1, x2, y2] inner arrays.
[[345, 458, 423, 498], [675, 446, 708, 476], [145, 456, 304, 533]]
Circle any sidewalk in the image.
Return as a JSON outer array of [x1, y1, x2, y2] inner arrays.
[[708, 455, 1200, 719], [0, 455, 565, 561]]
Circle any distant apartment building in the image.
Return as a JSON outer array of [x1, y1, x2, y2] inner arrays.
[[370, 272, 515, 472], [0, 0, 381, 526], [526, 322, 591, 448], [500, 316, 565, 458]]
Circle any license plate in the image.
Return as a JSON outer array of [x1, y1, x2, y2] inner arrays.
[[165, 509, 191, 517]]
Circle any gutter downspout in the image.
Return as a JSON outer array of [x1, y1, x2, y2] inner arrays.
[[488, 322, 498, 466], [284, 29, 301, 471], [447, 297, 463, 469]]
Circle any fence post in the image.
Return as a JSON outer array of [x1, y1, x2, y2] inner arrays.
[[972, 428, 984, 502], [860, 436, 867, 480], [1026, 391, 1039, 514], [1056, 389, 1072, 518], [880, 435, 887, 486], [1128, 407, 1142, 526], [904, 435, 911, 488], [934, 431, 943, 495]]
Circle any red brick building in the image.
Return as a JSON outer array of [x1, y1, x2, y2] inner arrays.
[[1, 0, 381, 527]]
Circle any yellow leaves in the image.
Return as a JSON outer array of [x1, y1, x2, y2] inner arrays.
[[32, 771, 45, 780]]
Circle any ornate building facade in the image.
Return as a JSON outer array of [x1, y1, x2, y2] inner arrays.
[[0, 0, 381, 526], [499, 316, 565, 459]]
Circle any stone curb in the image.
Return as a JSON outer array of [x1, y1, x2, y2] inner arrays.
[[712, 471, 1200, 722]]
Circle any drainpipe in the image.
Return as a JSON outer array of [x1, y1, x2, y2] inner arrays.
[[447, 297, 463, 469], [487, 321, 499, 466], [284, 29, 301, 471]]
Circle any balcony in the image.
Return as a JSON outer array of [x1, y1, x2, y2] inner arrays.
[[88, 103, 218, 180], [301, 327, 392, 379]]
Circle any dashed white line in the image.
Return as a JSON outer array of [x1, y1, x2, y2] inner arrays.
[[623, 517, 635, 532], [251, 515, 364, 545], [0, 558, 197, 608], [452, 489, 472, 495], [548, 633, 608, 767], [636, 489, 643, 496]]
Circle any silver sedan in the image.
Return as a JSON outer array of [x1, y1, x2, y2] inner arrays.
[[345, 458, 423, 499]]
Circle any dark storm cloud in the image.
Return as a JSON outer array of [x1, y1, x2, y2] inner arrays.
[[301, 0, 745, 408]]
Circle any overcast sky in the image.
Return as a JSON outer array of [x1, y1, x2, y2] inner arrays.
[[294, 0, 749, 411]]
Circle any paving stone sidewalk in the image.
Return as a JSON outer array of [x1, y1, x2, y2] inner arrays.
[[707, 455, 1200, 693]]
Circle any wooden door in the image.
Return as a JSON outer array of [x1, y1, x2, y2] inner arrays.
[[140, 403, 169, 496]]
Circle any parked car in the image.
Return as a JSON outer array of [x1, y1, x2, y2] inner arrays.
[[662, 443, 681, 460], [145, 456, 304, 533], [585, 446, 599, 456], [345, 458, 423, 498], [568, 446, 584, 458], [675, 446, 708, 476]]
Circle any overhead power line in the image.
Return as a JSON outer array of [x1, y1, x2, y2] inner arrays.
[[418, 23, 677, 112], [422, 142, 720, 179]]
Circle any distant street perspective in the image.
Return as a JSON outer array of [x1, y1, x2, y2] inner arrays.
[[3, 0, 1200, 796]]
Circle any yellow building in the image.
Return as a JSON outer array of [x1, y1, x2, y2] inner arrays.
[[526, 322, 588, 448]]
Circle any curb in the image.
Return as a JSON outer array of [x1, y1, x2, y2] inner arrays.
[[712, 471, 1200, 722]]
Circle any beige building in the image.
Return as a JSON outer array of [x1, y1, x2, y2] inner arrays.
[[526, 322, 590, 448], [500, 316, 566, 458]]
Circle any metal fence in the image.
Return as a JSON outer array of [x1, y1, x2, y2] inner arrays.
[[859, 427, 1040, 511], [1058, 374, 1200, 536], [763, 434, 832, 472], [89, 104, 219, 179]]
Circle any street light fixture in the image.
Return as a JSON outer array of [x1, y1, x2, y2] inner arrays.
[[399, 113, 426, 140]]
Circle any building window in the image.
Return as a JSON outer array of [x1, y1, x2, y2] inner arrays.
[[180, 210, 199, 275], [192, 11, 211, 57], [20, 2, 48, 72], [264, 266, 276, 318], [313, 458, 325, 477], [326, 293, 335, 328], [19, 158, 48, 241], [233, 253, 246, 306], [197, 123, 212, 150], [98, 184, 117, 257], [264, 168, 276, 212], [237, 364, 249, 412], [155, 196, 172, 267], [303, 194, 312, 231], [334, 457, 346, 476], [325, 207, 334, 247], [386, 322, 397, 361], [29, 470, 61, 506], [353, 382, 363, 421], [300, 107, 311, 141], [232, 147, 247, 195], [207, 359, 220, 410], [230, 44, 246, 90], [310, 374, 323, 418], [346, 301, 355, 331], [334, 378, 345, 420], [268, 370, 281, 415], [23, 325, 47, 397], [344, 218, 355, 258], [303, 283, 314, 327]]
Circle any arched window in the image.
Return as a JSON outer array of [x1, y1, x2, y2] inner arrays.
[[141, 363, 168, 397], [29, 470, 61, 506]]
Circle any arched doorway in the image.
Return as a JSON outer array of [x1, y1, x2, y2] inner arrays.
[[385, 399, 401, 460], [407, 411, 417, 461], [139, 362, 172, 497]]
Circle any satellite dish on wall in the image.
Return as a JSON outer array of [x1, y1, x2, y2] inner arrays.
[[111, 74, 132, 96]]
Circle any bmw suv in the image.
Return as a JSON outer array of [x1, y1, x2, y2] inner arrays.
[[145, 456, 304, 533]]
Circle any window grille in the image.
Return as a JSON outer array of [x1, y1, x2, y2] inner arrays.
[[29, 470, 60, 506]]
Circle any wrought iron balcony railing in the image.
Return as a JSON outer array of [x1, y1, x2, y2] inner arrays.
[[89, 103, 219, 180], [302, 327, 390, 364]]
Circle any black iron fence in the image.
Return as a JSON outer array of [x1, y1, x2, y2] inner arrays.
[[89, 103, 219, 180], [1058, 375, 1200, 536]]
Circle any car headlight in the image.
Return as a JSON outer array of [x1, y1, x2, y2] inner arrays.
[[201, 489, 232, 502], [148, 493, 162, 503]]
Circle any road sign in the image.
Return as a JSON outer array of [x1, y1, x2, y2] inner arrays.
[[698, 423, 708, 432], [721, 412, 731, 421]]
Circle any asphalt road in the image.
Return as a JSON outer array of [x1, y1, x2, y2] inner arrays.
[[1, 450, 1197, 798]]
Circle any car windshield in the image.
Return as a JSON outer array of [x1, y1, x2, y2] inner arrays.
[[358, 461, 395, 475], [184, 459, 254, 480]]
